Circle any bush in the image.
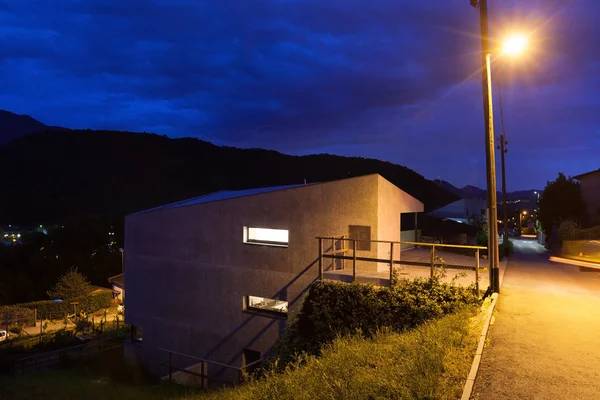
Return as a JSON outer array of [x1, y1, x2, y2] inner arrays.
[[15, 292, 113, 320], [269, 278, 479, 365], [0, 305, 36, 326]]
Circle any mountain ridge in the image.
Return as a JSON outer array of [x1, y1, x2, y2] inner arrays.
[[0, 128, 459, 224]]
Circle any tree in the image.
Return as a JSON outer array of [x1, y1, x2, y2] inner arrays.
[[46, 268, 92, 301], [538, 173, 586, 236]]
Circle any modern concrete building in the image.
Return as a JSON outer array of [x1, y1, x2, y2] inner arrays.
[[123, 174, 423, 380], [574, 168, 600, 227]]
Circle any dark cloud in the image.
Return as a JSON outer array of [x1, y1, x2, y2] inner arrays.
[[0, 0, 598, 189]]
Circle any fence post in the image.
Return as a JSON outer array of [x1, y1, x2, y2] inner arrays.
[[430, 245, 435, 278], [39, 312, 43, 344], [202, 361, 208, 389], [318, 238, 323, 280], [169, 352, 173, 381], [352, 240, 357, 282], [475, 249, 480, 296], [389, 242, 394, 286]]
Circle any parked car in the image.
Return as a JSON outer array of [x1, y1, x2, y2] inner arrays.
[[0, 330, 9, 342]]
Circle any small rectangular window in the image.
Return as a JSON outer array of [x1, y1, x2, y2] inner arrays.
[[245, 295, 288, 314], [243, 349, 262, 374], [131, 326, 142, 343], [243, 227, 288, 247], [349, 225, 371, 251]]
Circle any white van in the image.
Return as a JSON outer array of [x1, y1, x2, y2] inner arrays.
[[0, 330, 9, 342]]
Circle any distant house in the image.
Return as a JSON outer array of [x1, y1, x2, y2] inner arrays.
[[418, 214, 481, 245], [108, 273, 124, 302], [123, 174, 424, 379], [427, 198, 488, 224], [574, 168, 600, 226]]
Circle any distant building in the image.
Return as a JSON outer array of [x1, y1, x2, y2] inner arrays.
[[574, 168, 600, 227], [123, 174, 424, 380], [427, 198, 488, 224], [108, 273, 125, 302]]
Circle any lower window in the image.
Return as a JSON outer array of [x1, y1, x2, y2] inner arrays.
[[245, 295, 288, 314], [131, 326, 143, 343]]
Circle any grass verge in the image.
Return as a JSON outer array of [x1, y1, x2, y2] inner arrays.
[[0, 303, 491, 400]]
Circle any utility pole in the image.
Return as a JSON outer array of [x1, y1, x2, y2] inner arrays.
[[472, 0, 500, 293], [497, 82, 509, 257]]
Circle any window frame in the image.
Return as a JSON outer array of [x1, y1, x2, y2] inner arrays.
[[243, 295, 288, 318], [243, 226, 289, 248]]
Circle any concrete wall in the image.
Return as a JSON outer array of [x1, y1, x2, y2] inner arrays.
[[125, 174, 384, 375], [124, 174, 423, 377], [377, 176, 424, 270], [580, 173, 600, 226]]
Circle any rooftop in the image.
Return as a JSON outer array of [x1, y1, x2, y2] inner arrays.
[[134, 183, 312, 214], [573, 168, 600, 180]]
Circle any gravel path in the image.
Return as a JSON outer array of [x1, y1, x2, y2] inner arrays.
[[473, 237, 600, 400]]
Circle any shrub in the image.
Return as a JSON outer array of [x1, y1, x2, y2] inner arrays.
[[0, 305, 36, 326], [15, 292, 113, 320], [269, 278, 479, 365]]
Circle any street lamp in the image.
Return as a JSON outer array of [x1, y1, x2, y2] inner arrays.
[[472, 0, 527, 293], [502, 35, 528, 55]]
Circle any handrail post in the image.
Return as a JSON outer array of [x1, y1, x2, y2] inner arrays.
[[318, 238, 323, 280], [389, 242, 394, 286], [430, 245, 435, 278], [352, 240, 357, 282], [475, 249, 480, 296], [169, 352, 173, 381]]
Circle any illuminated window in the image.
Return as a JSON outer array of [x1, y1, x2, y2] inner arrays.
[[243, 227, 289, 247], [245, 296, 288, 314]]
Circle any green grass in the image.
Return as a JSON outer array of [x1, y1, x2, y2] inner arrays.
[[0, 304, 490, 400]]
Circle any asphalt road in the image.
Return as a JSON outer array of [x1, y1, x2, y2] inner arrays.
[[473, 237, 600, 400]]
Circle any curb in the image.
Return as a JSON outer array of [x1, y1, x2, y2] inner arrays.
[[460, 256, 508, 400], [460, 292, 498, 400]]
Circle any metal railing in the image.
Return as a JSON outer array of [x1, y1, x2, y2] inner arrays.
[[316, 237, 487, 292], [158, 348, 264, 389], [11, 335, 125, 374]]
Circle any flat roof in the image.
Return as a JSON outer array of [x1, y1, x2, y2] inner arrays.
[[573, 168, 600, 180]]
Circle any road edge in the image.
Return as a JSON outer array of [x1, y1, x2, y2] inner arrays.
[[460, 292, 499, 400], [461, 255, 507, 400]]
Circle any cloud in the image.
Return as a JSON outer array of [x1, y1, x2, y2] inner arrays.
[[0, 0, 598, 190]]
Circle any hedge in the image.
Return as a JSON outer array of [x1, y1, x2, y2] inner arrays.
[[14, 292, 113, 321], [269, 277, 480, 364], [0, 305, 36, 327]]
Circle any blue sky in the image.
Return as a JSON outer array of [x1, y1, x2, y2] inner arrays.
[[0, 0, 598, 190]]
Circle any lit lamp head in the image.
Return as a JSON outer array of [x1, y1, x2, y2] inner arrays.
[[502, 35, 528, 56]]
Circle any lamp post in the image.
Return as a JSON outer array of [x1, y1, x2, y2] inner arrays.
[[472, 0, 527, 293], [474, 0, 500, 293]]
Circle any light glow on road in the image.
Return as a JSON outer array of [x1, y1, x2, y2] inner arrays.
[[549, 256, 600, 269]]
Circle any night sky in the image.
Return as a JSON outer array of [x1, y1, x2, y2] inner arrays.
[[1, 0, 598, 190]]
